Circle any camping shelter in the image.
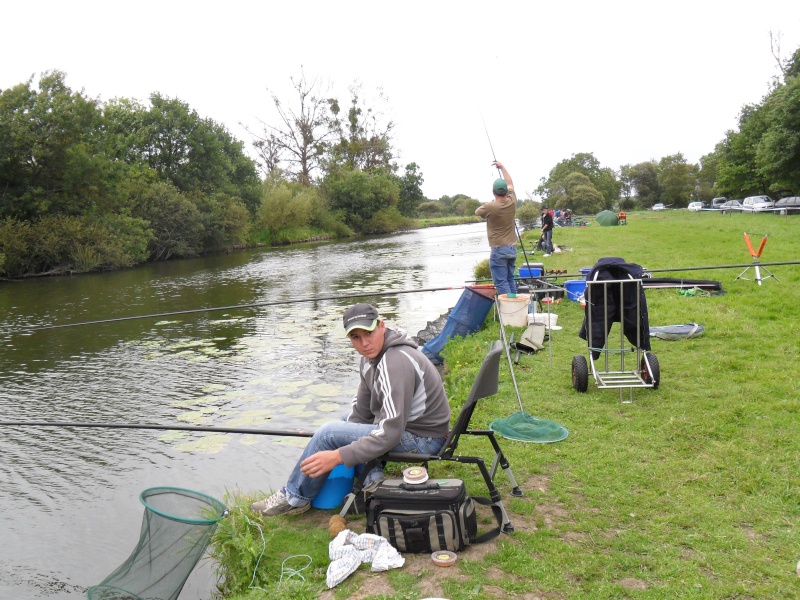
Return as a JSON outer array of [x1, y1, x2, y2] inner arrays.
[[595, 210, 619, 226]]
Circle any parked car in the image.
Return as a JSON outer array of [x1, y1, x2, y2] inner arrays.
[[742, 195, 775, 212], [720, 200, 742, 214], [711, 197, 728, 209], [652, 203, 666, 211], [773, 196, 800, 215], [687, 201, 705, 212]]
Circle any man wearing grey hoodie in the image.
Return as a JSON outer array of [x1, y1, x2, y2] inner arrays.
[[251, 303, 451, 516]]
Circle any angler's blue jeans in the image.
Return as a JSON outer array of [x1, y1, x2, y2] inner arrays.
[[284, 420, 447, 506], [543, 230, 553, 253], [489, 244, 518, 296]]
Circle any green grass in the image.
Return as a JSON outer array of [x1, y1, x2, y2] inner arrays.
[[411, 215, 479, 228], [211, 210, 800, 599]]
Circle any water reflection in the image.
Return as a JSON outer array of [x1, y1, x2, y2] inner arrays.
[[0, 222, 489, 598]]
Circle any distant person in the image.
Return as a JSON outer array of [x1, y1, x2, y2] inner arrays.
[[541, 206, 554, 257], [250, 303, 451, 516], [475, 161, 518, 296]]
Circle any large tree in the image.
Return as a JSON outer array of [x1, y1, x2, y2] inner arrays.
[[327, 82, 395, 173], [106, 94, 261, 212], [0, 70, 120, 220], [396, 162, 425, 217], [536, 152, 620, 209], [657, 154, 696, 208], [627, 161, 661, 208], [248, 71, 337, 186], [755, 74, 800, 192], [714, 103, 773, 197]]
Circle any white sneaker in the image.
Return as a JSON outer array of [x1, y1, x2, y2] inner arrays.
[[250, 487, 310, 516], [543, 253, 551, 257]]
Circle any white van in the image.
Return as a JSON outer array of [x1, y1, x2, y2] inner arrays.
[[742, 195, 775, 213], [687, 202, 705, 212]]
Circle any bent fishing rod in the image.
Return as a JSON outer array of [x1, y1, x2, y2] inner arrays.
[[10, 284, 480, 335], [0, 420, 315, 437], [481, 112, 535, 269]]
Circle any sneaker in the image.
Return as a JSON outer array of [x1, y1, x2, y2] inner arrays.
[[250, 488, 310, 516], [543, 253, 551, 257]]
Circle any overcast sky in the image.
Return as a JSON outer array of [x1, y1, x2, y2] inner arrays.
[[3, 1, 799, 201]]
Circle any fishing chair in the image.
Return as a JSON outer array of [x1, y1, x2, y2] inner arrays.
[[339, 340, 522, 534]]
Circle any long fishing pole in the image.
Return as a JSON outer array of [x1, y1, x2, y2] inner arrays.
[[0, 420, 315, 437], [481, 112, 535, 271], [10, 284, 479, 335], [474, 259, 800, 281], [480, 112, 500, 170]]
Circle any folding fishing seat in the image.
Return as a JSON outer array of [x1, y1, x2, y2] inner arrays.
[[339, 340, 522, 534]]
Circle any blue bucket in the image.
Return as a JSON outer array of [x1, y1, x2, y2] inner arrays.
[[579, 268, 592, 278], [564, 279, 587, 302], [311, 464, 354, 509], [519, 267, 542, 278]]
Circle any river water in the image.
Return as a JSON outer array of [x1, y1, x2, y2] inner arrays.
[[0, 222, 490, 599]]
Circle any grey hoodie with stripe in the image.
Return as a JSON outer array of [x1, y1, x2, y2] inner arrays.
[[338, 327, 451, 467]]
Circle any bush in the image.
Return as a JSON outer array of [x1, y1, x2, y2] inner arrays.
[[195, 193, 250, 252], [516, 201, 542, 225], [323, 169, 401, 233], [364, 206, 412, 234], [256, 182, 314, 234], [474, 258, 491, 281], [417, 201, 443, 216], [0, 214, 151, 277], [128, 181, 204, 261]]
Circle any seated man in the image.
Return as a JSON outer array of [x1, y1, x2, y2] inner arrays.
[[251, 303, 451, 516]]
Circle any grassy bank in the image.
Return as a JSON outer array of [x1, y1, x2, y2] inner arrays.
[[245, 216, 478, 247], [411, 216, 480, 228], [210, 210, 800, 599]]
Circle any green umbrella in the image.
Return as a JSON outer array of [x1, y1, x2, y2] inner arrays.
[[595, 210, 619, 226]]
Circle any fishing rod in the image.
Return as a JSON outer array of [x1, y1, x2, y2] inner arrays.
[[10, 284, 478, 335], [644, 260, 800, 274], [480, 113, 536, 270], [0, 420, 315, 437], [473, 259, 800, 280]]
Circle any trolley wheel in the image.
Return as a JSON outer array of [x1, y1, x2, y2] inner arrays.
[[572, 355, 589, 393], [641, 351, 660, 389]]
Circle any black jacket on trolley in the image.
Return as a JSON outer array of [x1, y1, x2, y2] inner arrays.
[[578, 257, 651, 357]]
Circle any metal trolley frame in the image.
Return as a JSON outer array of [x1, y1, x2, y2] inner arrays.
[[571, 277, 660, 402]]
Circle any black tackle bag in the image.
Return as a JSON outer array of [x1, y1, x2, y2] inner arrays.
[[365, 478, 501, 553]]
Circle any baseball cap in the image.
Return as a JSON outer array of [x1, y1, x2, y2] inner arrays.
[[342, 303, 380, 335], [492, 178, 508, 196]]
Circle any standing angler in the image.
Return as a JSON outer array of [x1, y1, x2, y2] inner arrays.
[[475, 161, 518, 296]]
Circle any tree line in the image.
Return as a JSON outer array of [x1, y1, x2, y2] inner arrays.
[[0, 70, 442, 278], [535, 44, 800, 214], [5, 43, 797, 278]]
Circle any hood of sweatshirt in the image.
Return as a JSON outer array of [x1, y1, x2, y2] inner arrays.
[[369, 326, 417, 365]]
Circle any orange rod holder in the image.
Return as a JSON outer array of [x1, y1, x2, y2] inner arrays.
[[743, 232, 768, 258], [737, 232, 778, 285]]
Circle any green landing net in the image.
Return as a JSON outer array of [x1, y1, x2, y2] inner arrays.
[[489, 410, 569, 443], [87, 487, 227, 600]]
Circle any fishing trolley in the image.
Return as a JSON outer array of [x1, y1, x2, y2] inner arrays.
[[571, 258, 660, 402]]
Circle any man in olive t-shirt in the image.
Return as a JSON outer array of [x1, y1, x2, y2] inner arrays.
[[475, 161, 518, 295]]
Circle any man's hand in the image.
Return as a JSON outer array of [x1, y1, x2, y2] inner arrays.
[[492, 160, 504, 170], [300, 449, 343, 478]]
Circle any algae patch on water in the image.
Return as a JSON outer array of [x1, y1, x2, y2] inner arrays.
[[224, 410, 274, 427], [306, 383, 343, 397], [174, 435, 230, 454]]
